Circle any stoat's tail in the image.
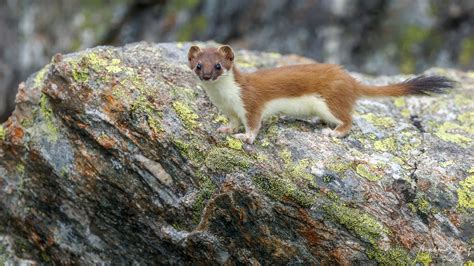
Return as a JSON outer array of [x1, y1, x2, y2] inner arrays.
[[358, 75, 454, 97]]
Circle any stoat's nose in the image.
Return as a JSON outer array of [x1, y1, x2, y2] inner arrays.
[[203, 74, 212, 80]]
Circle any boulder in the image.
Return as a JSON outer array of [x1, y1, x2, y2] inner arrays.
[[0, 42, 472, 264]]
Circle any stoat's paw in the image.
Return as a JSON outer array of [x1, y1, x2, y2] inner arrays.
[[322, 128, 345, 138], [233, 133, 255, 144], [217, 126, 235, 134]]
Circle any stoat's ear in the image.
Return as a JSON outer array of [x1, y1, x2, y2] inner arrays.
[[188, 45, 201, 62], [218, 45, 234, 62]]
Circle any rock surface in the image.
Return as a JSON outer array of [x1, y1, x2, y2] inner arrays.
[[0, 42, 472, 264]]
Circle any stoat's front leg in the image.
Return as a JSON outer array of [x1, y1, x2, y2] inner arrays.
[[233, 110, 262, 144], [217, 114, 241, 134]]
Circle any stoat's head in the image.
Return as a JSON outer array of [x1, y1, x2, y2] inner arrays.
[[188, 45, 234, 82]]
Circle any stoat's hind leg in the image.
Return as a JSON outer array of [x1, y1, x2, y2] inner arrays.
[[322, 121, 352, 138]]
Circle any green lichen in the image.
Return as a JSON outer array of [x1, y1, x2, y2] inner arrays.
[[356, 164, 382, 181], [172, 86, 197, 101], [192, 174, 217, 224], [20, 118, 33, 128], [455, 95, 472, 107], [435, 121, 472, 146], [280, 149, 313, 182], [393, 97, 406, 108], [415, 196, 431, 215], [69, 52, 126, 83], [16, 163, 25, 176], [213, 114, 228, 124], [407, 202, 417, 213], [251, 149, 317, 207], [236, 57, 258, 68], [361, 113, 395, 128], [39, 94, 59, 142], [226, 136, 243, 150], [415, 251, 432, 266], [205, 147, 251, 173], [172, 101, 199, 129], [374, 137, 397, 152], [34, 65, 50, 88], [366, 246, 412, 265], [173, 139, 207, 166], [323, 202, 388, 244], [465, 260, 474, 266], [252, 174, 316, 207], [457, 172, 474, 210], [0, 125, 5, 141], [327, 160, 353, 175], [458, 112, 474, 131]]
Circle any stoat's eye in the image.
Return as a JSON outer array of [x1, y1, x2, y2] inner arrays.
[[196, 63, 202, 70], [215, 63, 222, 70]]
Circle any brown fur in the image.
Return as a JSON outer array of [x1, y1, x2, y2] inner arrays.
[[188, 45, 453, 142]]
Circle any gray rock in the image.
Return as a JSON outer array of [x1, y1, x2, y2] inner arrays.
[[0, 42, 472, 264]]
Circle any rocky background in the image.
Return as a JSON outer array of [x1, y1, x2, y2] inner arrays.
[[1, 0, 474, 122], [0, 42, 472, 264]]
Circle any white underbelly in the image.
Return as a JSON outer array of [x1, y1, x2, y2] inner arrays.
[[262, 95, 342, 125]]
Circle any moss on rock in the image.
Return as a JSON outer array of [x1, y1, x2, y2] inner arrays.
[[252, 174, 316, 207], [366, 246, 412, 265], [323, 202, 388, 245], [192, 174, 217, 224], [205, 147, 251, 172]]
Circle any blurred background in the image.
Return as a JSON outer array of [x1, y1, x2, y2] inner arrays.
[[1, 0, 473, 122]]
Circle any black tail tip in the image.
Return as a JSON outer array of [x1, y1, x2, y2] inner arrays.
[[403, 75, 456, 95]]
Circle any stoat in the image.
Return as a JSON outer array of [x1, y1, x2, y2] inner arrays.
[[188, 45, 453, 144]]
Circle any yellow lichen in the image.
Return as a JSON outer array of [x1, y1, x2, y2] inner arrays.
[[253, 174, 316, 207], [280, 149, 313, 181], [415, 251, 432, 266], [39, 94, 59, 142], [323, 202, 388, 244], [457, 172, 474, 210], [205, 147, 251, 172], [226, 136, 243, 150], [0, 125, 5, 141], [356, 164, 382, 181], [327, 160, 352, 175], [213, 114, 228, 124], [435, 122, 472, 146], [34, 65, 50, 88], [393, 97, 406, 108], [374, 137, 397, 152], [172, 101, 199, 129], [361, 113, 395, 128]]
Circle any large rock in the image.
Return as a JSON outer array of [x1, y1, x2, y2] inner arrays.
[[0, 42, 472, 264]]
